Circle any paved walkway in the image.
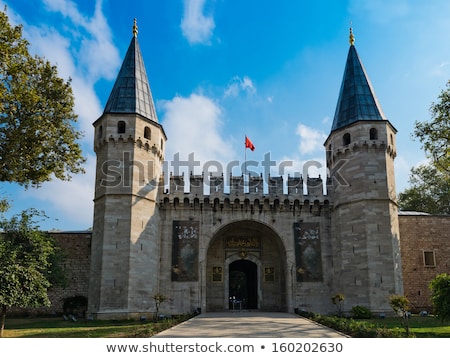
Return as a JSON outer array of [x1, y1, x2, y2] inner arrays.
[[153, 311, 349, 338]]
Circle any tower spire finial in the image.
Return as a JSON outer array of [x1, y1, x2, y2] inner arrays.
[[349, 25, 355, 46], [133, 18, 138, 38]]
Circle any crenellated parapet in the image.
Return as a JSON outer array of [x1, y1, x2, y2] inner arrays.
[[94, 133, 164, 161], [326, 138, 396, 168], [159, 172, 331, 216]]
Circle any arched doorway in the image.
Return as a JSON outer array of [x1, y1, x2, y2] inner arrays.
[[205, 220, 287, 312], [229, 260, 257, 309]]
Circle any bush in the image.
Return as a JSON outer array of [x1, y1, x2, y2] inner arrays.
[[306, 313, 402, 337], [296, 309, 317, 319], [63, 295, 88, 317], [351, 305, 373, 319]]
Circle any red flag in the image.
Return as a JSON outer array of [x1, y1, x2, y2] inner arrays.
[[245, 136, 255, 151]]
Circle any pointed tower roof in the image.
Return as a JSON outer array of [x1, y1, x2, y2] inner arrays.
[[103, 19, 158, 122], [331, 28, 386, 132]]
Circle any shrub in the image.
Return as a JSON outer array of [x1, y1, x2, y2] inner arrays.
[[63, 295, 88, 317], [351, 305, 373, 319]]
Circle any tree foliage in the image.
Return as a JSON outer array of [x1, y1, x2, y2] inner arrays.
[[0, 209, 66, 337], [0, 9, 85, 188], [389, 294, 411, 337], [331, 293, 344, 317], [414, 80, 450, 175], [429, 273, 450, 323], [398, 164, 450, 214]]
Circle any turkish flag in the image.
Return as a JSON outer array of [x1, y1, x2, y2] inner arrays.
[[245, 136, 255, 151]]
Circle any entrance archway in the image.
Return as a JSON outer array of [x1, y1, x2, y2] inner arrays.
[[205, 220, 287, 312], [229, 260, 257, 309]]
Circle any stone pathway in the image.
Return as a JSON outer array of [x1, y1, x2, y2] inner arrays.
[[153, 311, 349, 338]]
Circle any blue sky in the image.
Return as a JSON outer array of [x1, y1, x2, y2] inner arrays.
[[2, 0, 450, 231]]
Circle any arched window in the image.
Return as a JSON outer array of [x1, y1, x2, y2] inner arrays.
[[370, 128, 378, 140], [118, 121, 126, 134], [343, 133, 351, 146], [161, 139, 164, 151], [98, 125, 103, 139], [144, 126, 151, 139]]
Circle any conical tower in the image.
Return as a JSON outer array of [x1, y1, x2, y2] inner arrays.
[[88, 20, 166, 319], [324, 28, 403, 314]]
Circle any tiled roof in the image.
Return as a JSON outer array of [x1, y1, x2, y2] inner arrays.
[[103, 35, 158, 122], [331, 43, 386, 132]]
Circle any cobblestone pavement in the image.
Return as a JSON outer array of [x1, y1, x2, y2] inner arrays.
[[153, 311, 349, 338]]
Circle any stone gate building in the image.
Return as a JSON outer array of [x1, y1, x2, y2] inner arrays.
[[85, 25, 418, 319]]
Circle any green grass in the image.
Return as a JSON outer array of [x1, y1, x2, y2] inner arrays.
[[365, 316, 450, 338], [311, 314, 450, 338], [2, 315, 192, 338], [3, 314, 450, 338]]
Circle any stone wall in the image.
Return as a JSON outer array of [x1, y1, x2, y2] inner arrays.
[[399, 213, 450, 313], [48, 231, 92, 315], [9, 213, 450, 317]]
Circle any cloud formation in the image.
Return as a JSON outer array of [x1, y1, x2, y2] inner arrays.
[[160, 93, 236, 175], [224, 76, 256, 98], [181, 0, 215, 45], [296, 124, 327, 155]]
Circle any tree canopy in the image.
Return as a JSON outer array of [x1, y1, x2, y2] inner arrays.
[[0, 9, 85, 188], [398, 164, 450, 214], [414, 80, 450, 175], [398, 79, 450, 214], [429, 273, 450, 323], [0, 209, 66, 337]]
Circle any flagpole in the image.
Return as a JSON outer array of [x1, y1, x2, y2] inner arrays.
[[244, 135, 247, 177], [244, 135, 248, 193]]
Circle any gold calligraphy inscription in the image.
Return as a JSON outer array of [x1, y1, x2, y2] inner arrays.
[[226, 237, 260, 249], [212, 266, 223, 282]]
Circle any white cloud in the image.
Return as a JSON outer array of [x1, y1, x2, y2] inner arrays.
[[431, 61, 450, 78], [26, 154, 96, 230], [224, 76, 256, 98], [181, 0, 215, 45], [160, 93, 236, 177], [296, 124, 327, 155]]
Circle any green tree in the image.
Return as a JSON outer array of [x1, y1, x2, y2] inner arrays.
[[398, 164, 450, 214], [429, 273, 450, 323], [0, 209, 66, 337], [389, 294, 411, 337], [153, 293, 167, 321], [0, 8, 85, 188], [414, 80, 450, 175], [331, 293, 345, 317]]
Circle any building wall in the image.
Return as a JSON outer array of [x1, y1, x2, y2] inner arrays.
[[10, 213, 450, 316], [399, 213, 450, 313]]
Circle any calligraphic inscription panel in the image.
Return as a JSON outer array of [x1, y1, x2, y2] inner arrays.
[[212, 266, 223, 282], [171, 220, 199, 281], [226, 237, 261, 249], [293, 223, 323, 282], [264, 267, 275, 282]]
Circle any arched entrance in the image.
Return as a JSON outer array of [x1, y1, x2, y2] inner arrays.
[[229, 260, 257, 309], [205, 220, 287, 312]]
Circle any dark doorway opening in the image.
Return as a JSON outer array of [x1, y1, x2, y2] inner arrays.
[[229, 260, 257, 309]]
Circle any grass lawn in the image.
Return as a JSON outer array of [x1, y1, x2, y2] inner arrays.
[[2, 314, 450, 338], [366, 316, 450, 338], [2, 315, 192, 338]]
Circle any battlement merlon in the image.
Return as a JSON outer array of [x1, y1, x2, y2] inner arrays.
[[158, 172, 331, 205]]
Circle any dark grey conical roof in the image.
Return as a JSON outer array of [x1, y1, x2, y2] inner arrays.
[[331, 33, 386, 132], [103, 33, 158, 123]]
